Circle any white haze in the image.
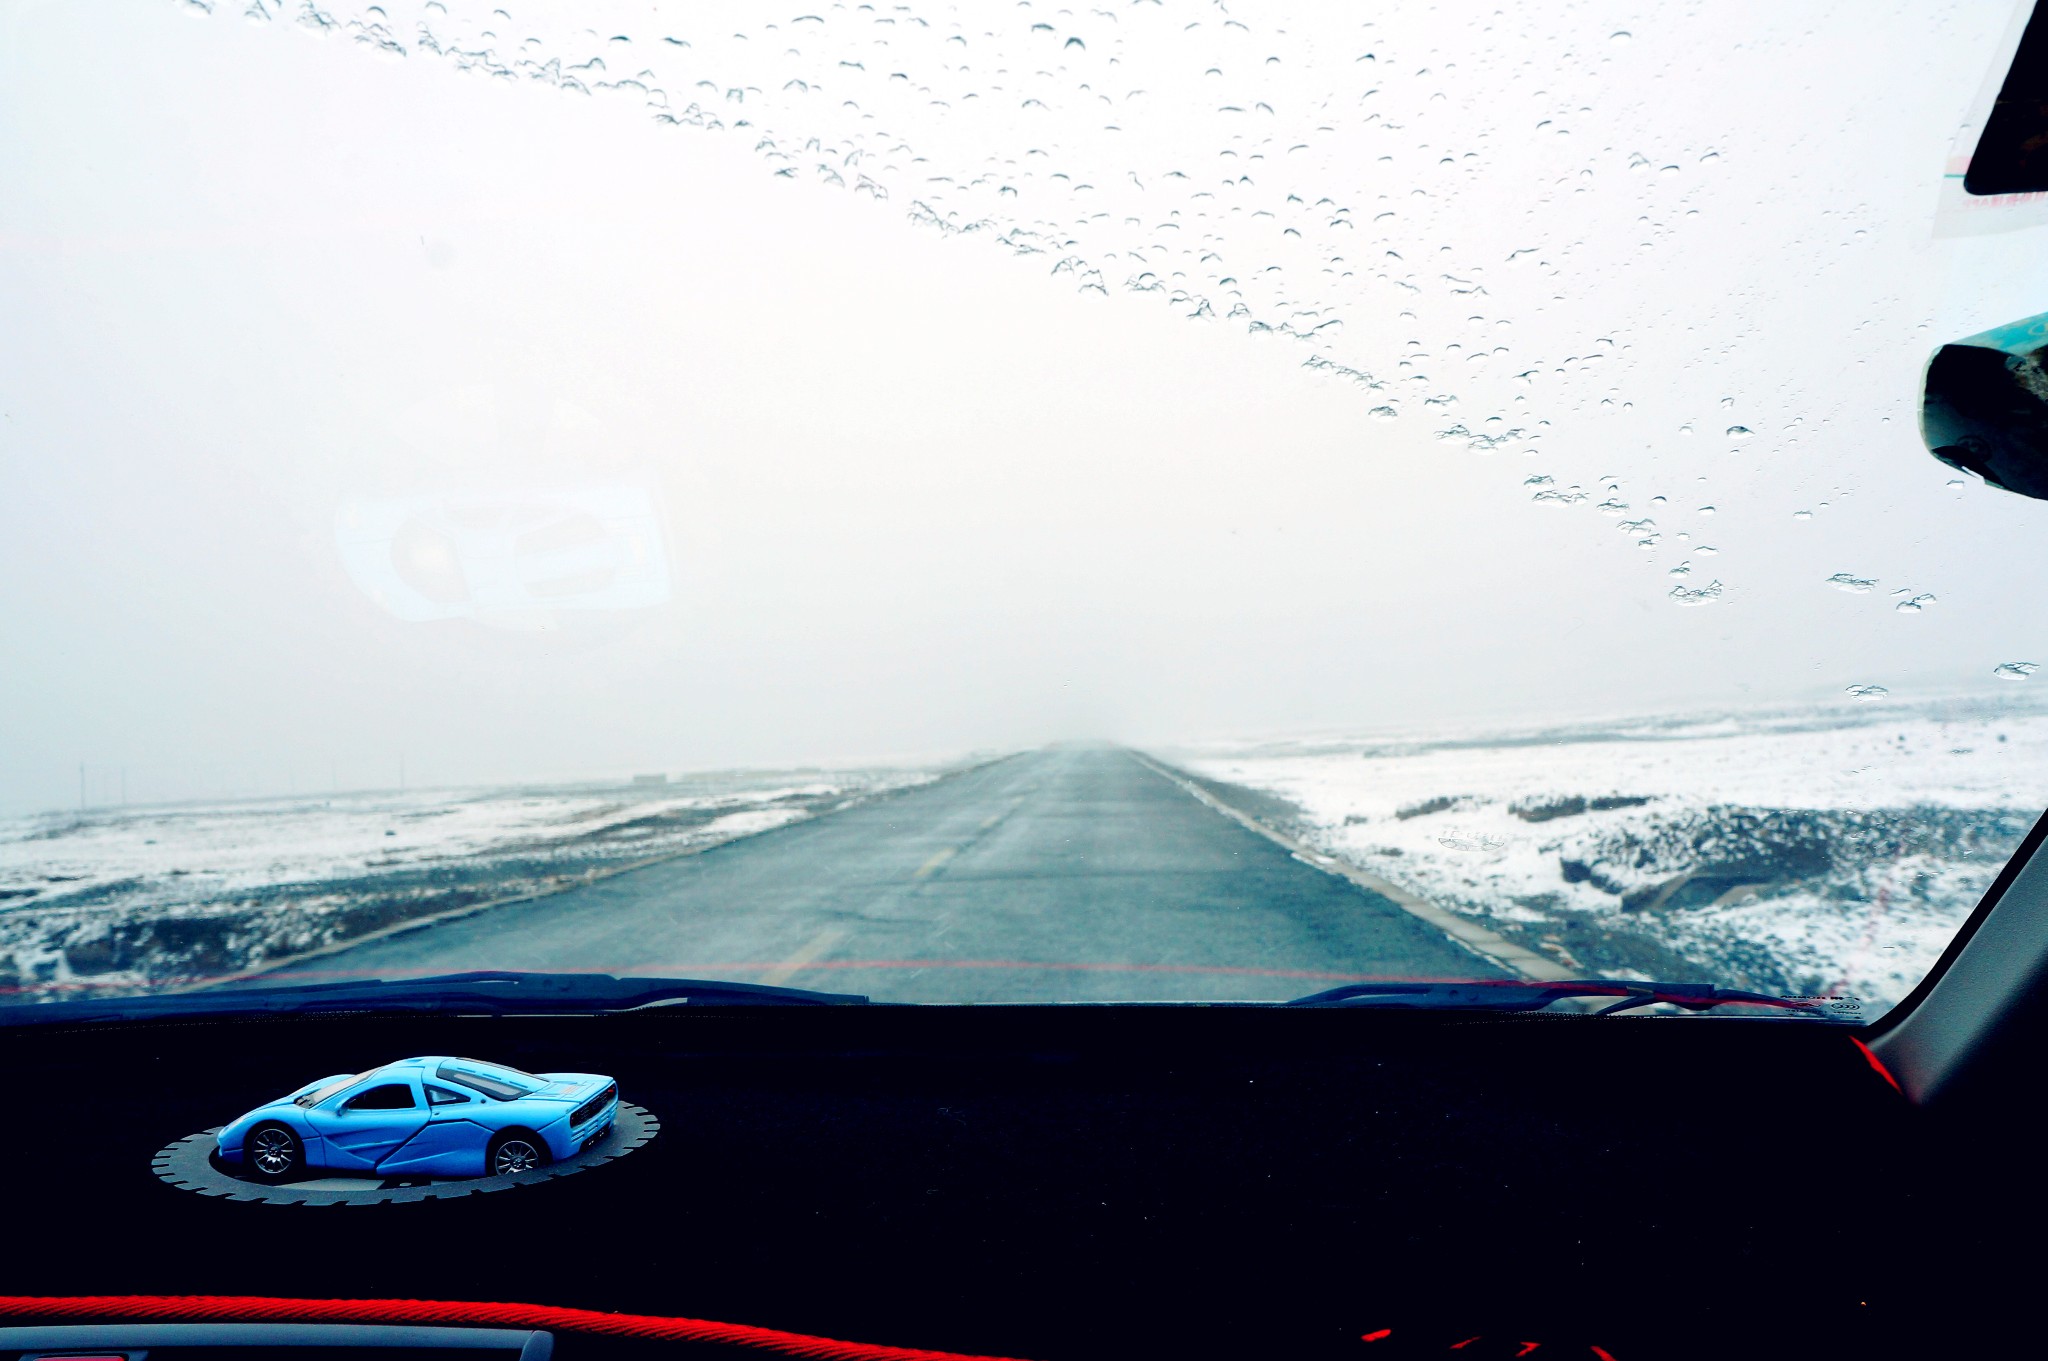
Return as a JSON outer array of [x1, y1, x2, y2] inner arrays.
[[3, 0, 2047, 815]]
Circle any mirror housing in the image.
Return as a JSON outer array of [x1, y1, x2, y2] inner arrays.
[[1922, 312, 2048, 500]]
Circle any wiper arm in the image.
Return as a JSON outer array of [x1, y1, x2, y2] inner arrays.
[[0, 970, 868, 1026], [1284, 979, 1858, 1020]]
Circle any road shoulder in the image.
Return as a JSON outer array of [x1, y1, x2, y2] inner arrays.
[[1128, 751, 1573, 982]]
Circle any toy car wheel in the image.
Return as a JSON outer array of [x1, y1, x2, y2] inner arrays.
[[245, 1122, 303, 1182], [488, 1130, 547, 1177]]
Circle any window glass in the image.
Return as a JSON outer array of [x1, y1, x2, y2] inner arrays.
[[343, 1083, 418, 1112], [425, 1085, 471, 1107], [4, 0, 2047, 1020], [295, 1072, 366, 1108]]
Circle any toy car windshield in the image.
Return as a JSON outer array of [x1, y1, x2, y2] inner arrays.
[[294, 1072, 367, 1108]]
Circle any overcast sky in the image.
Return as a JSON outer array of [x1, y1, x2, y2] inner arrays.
[[4, 0, 2047, 814]]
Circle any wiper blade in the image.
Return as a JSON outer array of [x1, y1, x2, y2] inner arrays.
[[1284, 979, 1860, 1020], [0, 970, 868, 1026]]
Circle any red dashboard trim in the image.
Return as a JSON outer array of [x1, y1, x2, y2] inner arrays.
[[0, 1296, 1040, 1361], [1851, 1037, 1904, 1094]]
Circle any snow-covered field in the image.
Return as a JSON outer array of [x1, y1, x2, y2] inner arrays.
[[0, 766, 938, 1000], [1166, 696, 2048, 1011]]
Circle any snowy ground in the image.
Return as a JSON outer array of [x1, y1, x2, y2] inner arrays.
[[0, 765, 939, 1000], [1164, 695, 2048, 1011]]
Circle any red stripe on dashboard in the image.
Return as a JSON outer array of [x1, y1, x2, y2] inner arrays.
[[0, 1296, 1040, 1361], [1851, 1037, 1904, 1094]]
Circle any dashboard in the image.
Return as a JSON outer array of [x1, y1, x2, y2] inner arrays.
[[0, 1006, 1929, 1361]]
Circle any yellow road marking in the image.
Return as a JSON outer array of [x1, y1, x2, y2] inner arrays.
[[759, 926, 848, 985], [913, 846, 957, 879]]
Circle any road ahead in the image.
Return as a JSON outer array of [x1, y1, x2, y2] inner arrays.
[[275, 746, 1502, 1001]]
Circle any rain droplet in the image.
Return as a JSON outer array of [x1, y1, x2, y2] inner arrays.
[[1895, 593, 1936, 613], [1669, 579, 1723, 606], [1846, 684, 1890, 702], [1678, 422, 1694, 436], [1793, 509, 1813, 521], [1719, 397, 1735, 408], [1369, 406, 1399, 421], [1994, 662, 2039, 680], [1697, 505, 1717, 515], [1725, 425, 1754, 440], [1609, 29, 1632, 43], [1826, 573, 1876, 593]]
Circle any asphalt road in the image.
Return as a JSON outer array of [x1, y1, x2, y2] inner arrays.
[[274, 746, 1503, 1001]]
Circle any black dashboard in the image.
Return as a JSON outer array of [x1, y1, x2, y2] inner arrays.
[[0, 1006, 1929, 1361]]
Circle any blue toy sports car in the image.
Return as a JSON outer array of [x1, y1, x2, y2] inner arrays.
[[215, 1056, 619, 1182]]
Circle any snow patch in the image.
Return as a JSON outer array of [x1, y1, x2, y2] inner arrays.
[[1168, 697, 2048, 1012]]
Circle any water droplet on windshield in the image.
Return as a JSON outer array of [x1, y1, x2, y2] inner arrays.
[[1668, 579, 1723, 606], [1994, 662, 2039, 680], [1609, 30, 1633, 43], [1697, 505, 1717, 515], [1369, 405, 1399, 421], [1720, 397, 1735, 408], [1845, 684, 1890, 702], [1725, 425, 1754, 440], [1826, 573, 1876, 593], [1894, 593, 1936, 613], [1793, 510, 1813, 521]]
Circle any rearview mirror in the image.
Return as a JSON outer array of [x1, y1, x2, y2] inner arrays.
[[1922, 312, 2048, 501]]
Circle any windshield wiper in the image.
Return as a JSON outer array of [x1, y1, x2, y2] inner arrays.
[[0, 970, 868, 1026], [1284, 979, 1860, 1020]]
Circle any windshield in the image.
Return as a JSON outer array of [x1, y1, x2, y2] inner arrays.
[[295, 1071, 369, 1107], [4, 0, 2046, 1017]]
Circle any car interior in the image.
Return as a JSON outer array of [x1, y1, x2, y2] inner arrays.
[[8, 1, 2048, 1359]]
